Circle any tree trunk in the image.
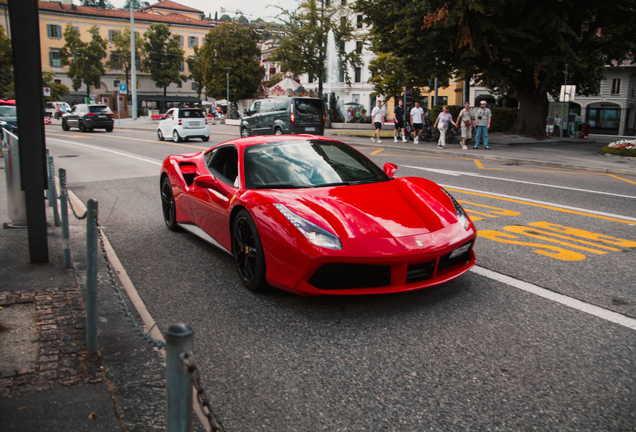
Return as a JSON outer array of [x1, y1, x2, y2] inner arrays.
[[163, 86, 167, 98], [509, 88, 549, 140], [318, 77, 323, 99]]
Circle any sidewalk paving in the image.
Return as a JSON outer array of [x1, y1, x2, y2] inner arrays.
[[0, 161, 192, 430], [1, 117, 634, 430]]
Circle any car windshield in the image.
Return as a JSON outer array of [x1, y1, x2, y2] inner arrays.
[[0, 106, 16, 117], [89, 105, 111, 114], [178, 109, 205, 118], [244, 140, 390, 189]]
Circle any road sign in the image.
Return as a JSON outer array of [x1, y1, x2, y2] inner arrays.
[[119, 83, 127, 94], [43, 87, 50, 97], [560, 85, 576, 102]]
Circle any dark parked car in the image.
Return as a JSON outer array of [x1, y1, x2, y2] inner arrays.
[[62, 104, 114, 132], [240, 97, 325, 137]]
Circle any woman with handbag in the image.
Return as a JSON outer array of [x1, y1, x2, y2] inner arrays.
[[457, 102, 472, 150]]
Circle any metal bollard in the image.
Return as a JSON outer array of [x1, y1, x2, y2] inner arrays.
[[59, 168, 72, 268], [86, 199, 98, 354], [47, 155, 61, 227], [165, 323, 194, 432]]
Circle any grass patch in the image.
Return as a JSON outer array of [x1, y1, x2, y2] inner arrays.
[[602, 139, 636, 157], [602, 146, 636, 157]]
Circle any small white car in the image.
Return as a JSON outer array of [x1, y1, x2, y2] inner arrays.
[[157, 108, 210, 142]]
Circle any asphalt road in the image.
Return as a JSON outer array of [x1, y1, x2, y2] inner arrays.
[[46, 127, 636, 431]]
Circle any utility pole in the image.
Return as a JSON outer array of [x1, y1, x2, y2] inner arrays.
[[561, 64, 568, 137], [131, 3, 138, 120]]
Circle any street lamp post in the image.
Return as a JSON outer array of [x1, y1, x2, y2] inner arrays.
[[225, 68, 230, 115], [130, 3, 137, 120]]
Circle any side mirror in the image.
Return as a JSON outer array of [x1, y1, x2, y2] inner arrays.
[[194, 174, 228, 194], [383, 163, 398, 178]]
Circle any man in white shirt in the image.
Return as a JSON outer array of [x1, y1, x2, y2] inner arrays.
[[370, 100, 385, 143], [410, 101, 425, 143]]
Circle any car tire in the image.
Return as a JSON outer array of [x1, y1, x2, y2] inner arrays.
[[161, 177, 179, 232], [202, 136, 209, 142], [232, 209, 267, 292], [105, 126, 113, 132], [173, 130, 181, 143], [78, 121, 87, 132], [157, 129, 164, 141], [62, 120, 69, 131], [274, 127, 283, 136], [240, 126, 250, 138]]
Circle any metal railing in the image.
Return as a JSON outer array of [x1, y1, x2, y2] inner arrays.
[[57, 166, 225, 432]]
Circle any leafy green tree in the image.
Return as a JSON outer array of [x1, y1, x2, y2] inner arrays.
[[357, 0, 636, 138], [141, 23, 185, 97], [59, 24, 107, 98], [367, 53, 429, 105], [122, 0, 142, 9], [219, 14, 232, 22], [271, 0, 361, 97], [186, 45, 205, 98], [81, 0, 113, 7], [42, 71, 70, 102], [0, 25, 13, 99], [199, 22, 264, 102], [105, 27, 141, 101]]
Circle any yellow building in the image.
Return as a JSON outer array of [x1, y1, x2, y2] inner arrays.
[[0, 0, 214, 113]]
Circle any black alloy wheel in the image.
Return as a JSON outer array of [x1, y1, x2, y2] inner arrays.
[[78, 120, 87, 132], [161, 177, 178, 231], [61, 120, 69, 131], [232, 209, 266, 292], [274, 127, 283, 135], [157, 129, 164, 141], [240, 126, 250, 138]]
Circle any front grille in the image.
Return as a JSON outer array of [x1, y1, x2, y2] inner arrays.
[[308, 263, 391, 290], [406, 261, 435, 284], [438, 241, 473, 273]]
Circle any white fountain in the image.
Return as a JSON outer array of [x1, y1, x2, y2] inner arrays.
[[325, 29, 339, 113]]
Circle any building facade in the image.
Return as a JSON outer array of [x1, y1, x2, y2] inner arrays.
[[1, 0, 215, 113]]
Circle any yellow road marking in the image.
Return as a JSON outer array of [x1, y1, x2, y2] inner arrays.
[[474, 160, 485, 169], [510, 225, 620, 251], [465, 209, 498, 218], [371, 148, 384, 155], [503, 226, 608, 255], [478, 230, 587, 261], [447, 188, 636, 226], [605, 174, 636, 185], [458, 201, 521, 216], [528, 222, 636, 248]]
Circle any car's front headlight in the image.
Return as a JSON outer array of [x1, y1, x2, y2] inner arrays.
[[441, 188, 471, 230], [274, 203, 342, 250]]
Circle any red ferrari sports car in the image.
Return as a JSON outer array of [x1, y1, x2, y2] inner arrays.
[[160, 135, 476, 295]]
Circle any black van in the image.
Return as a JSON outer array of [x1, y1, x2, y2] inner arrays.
[[240, 97, 325, 137]]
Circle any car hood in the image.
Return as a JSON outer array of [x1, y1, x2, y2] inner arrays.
[[261, 177, 459, 239]]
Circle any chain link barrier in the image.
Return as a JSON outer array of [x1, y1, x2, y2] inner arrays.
[[65, 180, 224, 431], [91, 211, 224, 431], [93, 210, 166, 350], [66, 193, 88, 220], [181, 351, 226, 432]]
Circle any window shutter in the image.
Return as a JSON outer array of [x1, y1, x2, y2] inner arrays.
[[47, 24, 52, 38]]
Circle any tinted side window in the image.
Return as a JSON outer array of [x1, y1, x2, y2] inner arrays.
[[89, 106, 111, 114], [295, 99, 323, 115], [207, 146, 239, 187]]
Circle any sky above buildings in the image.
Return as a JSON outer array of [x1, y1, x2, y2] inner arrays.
[[109, 0, 300, 21]]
